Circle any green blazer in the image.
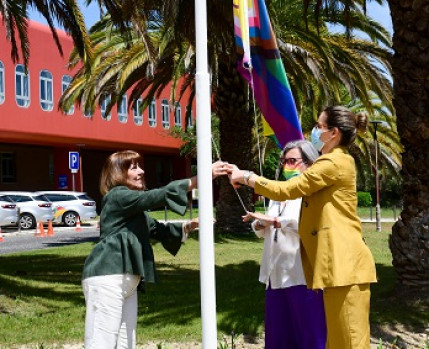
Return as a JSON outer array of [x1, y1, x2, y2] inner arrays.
[[255, 147, 377, 289], [82, 179, 190, 290]]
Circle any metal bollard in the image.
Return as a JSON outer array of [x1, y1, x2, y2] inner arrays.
[[164, 206, 168, 222]]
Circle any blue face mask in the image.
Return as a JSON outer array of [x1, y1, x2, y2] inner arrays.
[[311, 126, 325, 152]]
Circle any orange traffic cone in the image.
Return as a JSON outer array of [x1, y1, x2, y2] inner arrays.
[[0, 227, 4, 242], [47, 220, 54, 237], [75, 217, 82, 232], [35, 221, 45, 237]]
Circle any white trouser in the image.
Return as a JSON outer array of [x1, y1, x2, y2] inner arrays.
[[82, 274, 141, 349]]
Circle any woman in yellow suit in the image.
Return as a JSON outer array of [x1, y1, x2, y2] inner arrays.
[[229, 106, 377, 349]]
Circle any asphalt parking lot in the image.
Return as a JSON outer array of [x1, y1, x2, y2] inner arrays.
[[0, 222, 100, 255]]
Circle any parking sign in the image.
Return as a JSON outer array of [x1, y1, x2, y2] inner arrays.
[[69, 152, 79, 173]]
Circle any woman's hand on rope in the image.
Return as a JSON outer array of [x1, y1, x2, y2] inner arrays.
[[226, 164, 246, 188], [243, 211, 274, 227], [212, 160, 229, 179]]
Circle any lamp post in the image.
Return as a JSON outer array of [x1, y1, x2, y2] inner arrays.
[[369, 120, 385, 232]]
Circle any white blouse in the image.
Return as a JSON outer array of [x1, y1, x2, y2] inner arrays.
[[252, 198, 307, 289]]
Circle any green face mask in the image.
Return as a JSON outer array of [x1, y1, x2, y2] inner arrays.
[[282, 167, 301, 181]]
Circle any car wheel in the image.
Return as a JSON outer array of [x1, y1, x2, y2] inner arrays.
[[63, 211, 78, 227], [20, 213, 36, 229]]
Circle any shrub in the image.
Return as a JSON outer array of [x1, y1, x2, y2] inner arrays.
[[357, 191, 372, 207]]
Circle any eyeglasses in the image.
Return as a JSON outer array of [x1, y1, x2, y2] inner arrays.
[[280, 157, 302, 166]]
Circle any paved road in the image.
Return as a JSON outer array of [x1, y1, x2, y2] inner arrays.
[[0, 223, 100, 255]]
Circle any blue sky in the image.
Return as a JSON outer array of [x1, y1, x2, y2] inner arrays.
[[29, 1, 393, 34]]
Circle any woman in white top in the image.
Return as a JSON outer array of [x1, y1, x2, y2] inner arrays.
[[243, 140, 326, 349]]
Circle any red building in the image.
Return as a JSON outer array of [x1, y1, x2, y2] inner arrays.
[[0, 20, 193, 209]]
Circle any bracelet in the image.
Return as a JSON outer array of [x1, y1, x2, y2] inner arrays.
[[243, 171, 255, 185]]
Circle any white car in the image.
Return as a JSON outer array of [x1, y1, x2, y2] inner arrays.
[[0, 195, 19, 227], [0, 191, 54, 229], [34, 191, 97, 227]]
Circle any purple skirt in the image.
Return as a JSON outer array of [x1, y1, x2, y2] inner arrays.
[[265, 285, 326, 349]]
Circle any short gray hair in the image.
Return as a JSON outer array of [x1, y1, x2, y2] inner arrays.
[[275, 140, 319, 180], [281, 140, 319, 165]]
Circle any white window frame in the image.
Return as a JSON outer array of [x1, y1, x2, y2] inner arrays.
[[161, 99, 170, 129], [15, 64, 30, 108], [174, 102, 182, 127], [118, 95, 128, 123], [40, 70, 54, 111], [148, 98, 157, 127], [0, 61, 5, 104], [83, 109, 93, 118], [61, 75, 74, 115], [100, 94, 111, 121], [186, 105, 194, 128], [133, 97, 143, 125]]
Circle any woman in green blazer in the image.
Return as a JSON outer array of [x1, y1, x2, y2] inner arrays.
[[228, 106, 377, 349], [82, 150, 226, 349]]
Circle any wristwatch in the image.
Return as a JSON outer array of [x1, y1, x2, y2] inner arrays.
[[243, 171, 255, 185]]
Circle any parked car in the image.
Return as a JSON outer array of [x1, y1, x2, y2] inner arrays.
[[0, 191, 54, 229], [0, 195, 19, 227], [33, 191, 97, 227]]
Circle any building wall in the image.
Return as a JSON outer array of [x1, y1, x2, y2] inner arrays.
[[0, 20, 194, 206]]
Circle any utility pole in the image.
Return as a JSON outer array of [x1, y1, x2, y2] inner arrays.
[[369, 120, 385, 232]]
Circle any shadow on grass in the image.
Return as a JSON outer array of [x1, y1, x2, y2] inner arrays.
[[0, 234, 427, 344], [140, 258, 264, 336], [370, 263, 429, 342], [0, 253, 87, 309]]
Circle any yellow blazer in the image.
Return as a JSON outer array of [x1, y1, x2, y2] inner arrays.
[[255, 147, 377, 289]]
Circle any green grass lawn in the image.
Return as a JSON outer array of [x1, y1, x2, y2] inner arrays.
[[0, 222, 427, 347]]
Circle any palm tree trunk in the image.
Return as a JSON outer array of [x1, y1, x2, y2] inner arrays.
[[215, 60, 255, 233], [388, 1, 429, 292]]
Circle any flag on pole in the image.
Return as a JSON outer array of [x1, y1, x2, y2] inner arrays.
[[233, 0, 303, 148]]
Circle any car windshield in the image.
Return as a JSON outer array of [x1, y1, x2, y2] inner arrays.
[[34, 195, 50, 202], [8, 195, 32, 202], [77, 194, 94, 201], [0, 195, 13, 202]]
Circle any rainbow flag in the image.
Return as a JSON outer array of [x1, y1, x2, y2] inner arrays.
[[233, 0, 303, 148]]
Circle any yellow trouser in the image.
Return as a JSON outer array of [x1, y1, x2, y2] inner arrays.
[[323, 284, 371, 349]]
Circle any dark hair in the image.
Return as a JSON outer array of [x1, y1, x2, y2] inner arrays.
[[100, 150, 142, 195], [324, 106, 368, 146], [276, 140, 319, 179]]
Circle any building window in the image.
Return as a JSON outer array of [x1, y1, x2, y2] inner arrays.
[[186, 105, 193, 128], [161, 99, 170, 129], [100, 94, 111, 120], [83, 109, 93, 118], [40, 70, 53, 111], [133, 97, 143, 125], [148, 98, 157, 127], [61, 75, 74, 114], [15, 64, 30, 107], [0, 152, 16, 183], [0, 61, 4, 104], [174, 102, 182, 127], [118, 95, 128, 123]]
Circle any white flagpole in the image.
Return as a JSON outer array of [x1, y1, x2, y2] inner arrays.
[[194, 0, 218, 348]]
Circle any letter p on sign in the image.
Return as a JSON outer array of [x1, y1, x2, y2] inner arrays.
[[69, 152, 79, 173]]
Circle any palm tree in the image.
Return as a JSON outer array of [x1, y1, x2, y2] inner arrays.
[[0, 0, 91, 67], [60, 0, 393, 232], [387, 1, 429, 292]]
